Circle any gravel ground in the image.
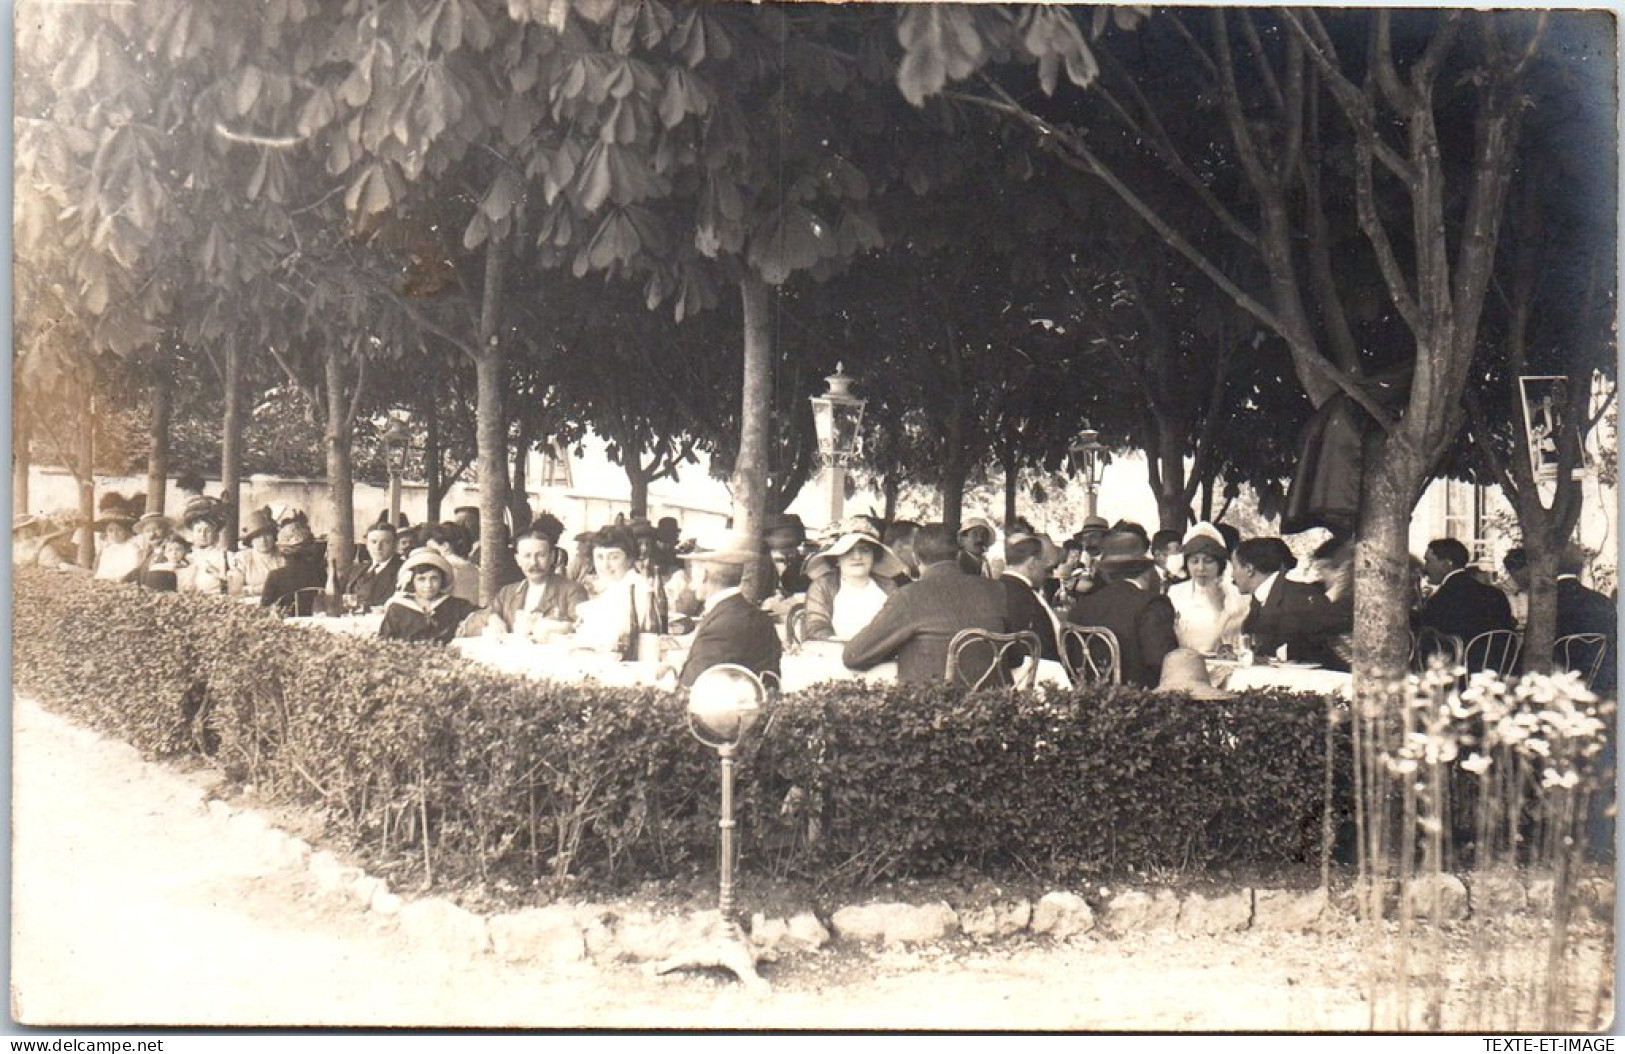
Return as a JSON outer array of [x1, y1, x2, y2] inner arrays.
[[7, 695, 1611, 1033]]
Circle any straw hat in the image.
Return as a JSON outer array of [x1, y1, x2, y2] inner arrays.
[[958, 516, 996, 539], [182, 496, 225, 528], [1154, 648, 1235, 700], [240, 509, 278, 545], [1076, 515, 1110, 538], [678, 532, 760, 566], [1180, 521, 1229, 562], [275, 521, 317, 554], [401, 549, 455, 584], [804, 532, 907, 580], [135, 512, 174, 535], [93, 509, 137, 531]]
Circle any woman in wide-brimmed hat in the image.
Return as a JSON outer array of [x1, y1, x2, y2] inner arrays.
[[379, 549, 479, 644], [1166, 522, 1249, 656], [801, 531, 906, 642], [12, 515, 72, 570], [92, 509, 145, 583], [231, 508, 286, 597]]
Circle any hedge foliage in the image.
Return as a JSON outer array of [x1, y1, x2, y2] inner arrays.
[[13, 569, 1351, 897]]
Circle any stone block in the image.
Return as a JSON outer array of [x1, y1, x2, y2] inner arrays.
[[1031, 892, 1095, 938], [1467, 871, 1527, 916], [398, 897, 490, 958], [1253, 888, 1327, 931], [1104, 889, 1179, 933], [1404, 873, 1469, 921], [1177, 889, 1253, 935], [613, 911, 691, 962], [351, 875, 387, 909], [785, 911, 831, 951], [830, 901, 959, 945], [488, 907, 587, 968], [959, 898, 1032, 940]]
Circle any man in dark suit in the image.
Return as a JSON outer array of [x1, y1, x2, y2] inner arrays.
[[1066, 531, 1178, 687], [844, 523, 1008, 683], [677, 539, 783, 688], [346, 522, 405, 609], [1000, 533, 1062, 662], [1234, 536, 1348, 669], [1416, 538, 1515, 667], [466, 524, 588, 635], [1555, 547, 1616, 640]]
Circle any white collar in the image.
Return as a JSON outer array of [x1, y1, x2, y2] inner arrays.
[[1440, 567, 1471, 587], [1254, 571, 1281, 605], [1557, 573, 1583, 583]]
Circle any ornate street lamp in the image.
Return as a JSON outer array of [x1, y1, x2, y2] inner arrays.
[[1068, 428, 1108, 520], [381, 418, 412, 527], [653, 663, 769, 991], [809, 363, 867, 527]]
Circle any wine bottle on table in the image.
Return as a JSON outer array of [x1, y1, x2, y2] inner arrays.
[[621, 580, 640, 661], [324, 553, 341, 617]]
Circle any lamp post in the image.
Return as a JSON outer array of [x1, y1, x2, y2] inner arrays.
[[1069, 428, 1108, 520], [381, 418, 411, 527], [809, 363, 867, 529], [653, 663, 769, 991]]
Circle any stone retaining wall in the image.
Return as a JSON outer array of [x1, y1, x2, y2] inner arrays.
[[200, 788, 1615, 974]]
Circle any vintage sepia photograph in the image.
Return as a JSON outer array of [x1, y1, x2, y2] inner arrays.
[[9, 0, 1618, 1036]]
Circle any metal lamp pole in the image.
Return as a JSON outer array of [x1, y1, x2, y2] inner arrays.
[[810, 364, 867, 531], [654, 664, 769, 991], [382, 419, 410, 527]]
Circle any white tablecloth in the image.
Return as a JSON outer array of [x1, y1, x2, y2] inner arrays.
[[286, 613, 385, 637], [1210, 659, 1353, 698]]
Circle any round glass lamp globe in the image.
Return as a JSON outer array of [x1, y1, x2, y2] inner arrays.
[[686, 664, 765, 747]]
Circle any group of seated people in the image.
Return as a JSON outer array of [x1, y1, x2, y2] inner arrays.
[[26, 487, 1615, 696]]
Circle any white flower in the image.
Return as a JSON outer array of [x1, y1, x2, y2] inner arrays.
[[1461, 752, 1492, 775], [1541, 767, 1580, 790], [1523, 737, 1552, 759]]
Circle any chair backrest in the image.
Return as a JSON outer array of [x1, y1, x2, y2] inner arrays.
[[277, 587, 328, 618], [1464, 629, 1522, 677], [945, 628, 1043, 691], [1554, 633, 1610, 691], [784, 601, 807, 651], [1058, 623, 1122, 687], [1412, 627, 1464, 671]]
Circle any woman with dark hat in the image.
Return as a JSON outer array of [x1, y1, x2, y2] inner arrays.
[[1166, 522, 1248, 655], [92, 508, 145, 583], [259, 521, 328, 615], [178, 501, 231, 594], [801, 530, 906, 642], [378, 550, 479, 644], [232, 509, 285, 597]]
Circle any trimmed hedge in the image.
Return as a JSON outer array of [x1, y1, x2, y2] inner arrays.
[[13, 569, 1350, 897]]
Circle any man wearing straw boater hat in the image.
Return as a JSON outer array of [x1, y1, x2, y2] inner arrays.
[[676, 534, 782, 689]]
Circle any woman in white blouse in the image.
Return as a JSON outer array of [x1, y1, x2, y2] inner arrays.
[[571, 526, 650, 653], [801, 531, 905, 642], [1167, 522, 1248, 655]]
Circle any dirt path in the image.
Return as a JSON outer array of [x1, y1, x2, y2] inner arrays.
[[10, 695, 1385, 1030]]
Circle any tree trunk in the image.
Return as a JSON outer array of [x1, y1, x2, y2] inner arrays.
[[1002, 449, 1019, 530], [627, 464, 651, 522], [422, 360, 442, 524], [475, 239, 510, 607], [324, 342, 356, 580], [735, 275, 773, 601], [1152, 425, 1189, 532], [1522, 544, 1560, 675], [145, 359, 172, 516], [881, 475, 899, 525], [14, 408, 31, 516], [75, 381, 95, 568], [219, 341, 243, 547], [1351, 433, 1424, 686]]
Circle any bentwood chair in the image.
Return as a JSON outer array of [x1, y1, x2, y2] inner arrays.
[[1464, 629, 1523, 677], [945, 629, 1043, 691], [277, 587, 328, 619], [783, 601, 808, 653], [1411, 627, 1464, 672], [1554, 633, 1611, 692], [1058, 624, 1122, 687]]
